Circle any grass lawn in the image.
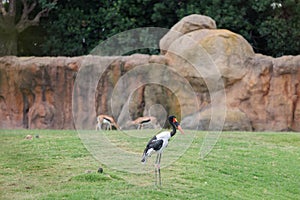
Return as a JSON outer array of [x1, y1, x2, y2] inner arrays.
[[0, 129, 299, 200]]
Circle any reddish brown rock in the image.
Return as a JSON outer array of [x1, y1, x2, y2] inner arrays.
[[94, 54, 188, 129], [0, 56, 79, 129], [0, 14, 299, 131], [216, 54, 299, 131], [162, 14, 300, 131], [1, 53, 300, 131]]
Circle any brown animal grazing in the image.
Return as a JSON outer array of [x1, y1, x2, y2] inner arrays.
[[129, 116, 160, 130], [96, 115, 120, 130]]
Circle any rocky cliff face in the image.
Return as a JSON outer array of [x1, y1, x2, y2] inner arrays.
[[236, 55, 300, 131], [0, 14, 299, 131], [0, 57, 78, 129]]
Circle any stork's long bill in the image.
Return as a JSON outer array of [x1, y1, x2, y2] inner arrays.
[[177, 125, 185, 135], [173, 117, 185, 135]]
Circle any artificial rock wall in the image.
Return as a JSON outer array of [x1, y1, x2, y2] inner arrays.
[[0, 14, 299, 131]]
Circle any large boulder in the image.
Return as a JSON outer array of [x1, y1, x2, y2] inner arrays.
[[164, 29, 255, 90], [160, 14, 217, 54], [161, 14, 300, 131]]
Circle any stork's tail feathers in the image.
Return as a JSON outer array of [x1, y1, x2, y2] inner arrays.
[[141, 154, 146, 164], [141, 149, 153, 164], [141, 152, 148, 164]]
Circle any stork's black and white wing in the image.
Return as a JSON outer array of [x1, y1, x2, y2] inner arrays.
[[141, 131, 171, 163]]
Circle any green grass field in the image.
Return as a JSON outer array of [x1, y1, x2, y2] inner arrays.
[[0, 129, 299, 200]]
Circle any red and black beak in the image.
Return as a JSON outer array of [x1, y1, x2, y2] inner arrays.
[[173, 118, 185, 134]]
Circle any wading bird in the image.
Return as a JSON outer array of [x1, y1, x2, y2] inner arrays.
[[141, 115, 185, 186]]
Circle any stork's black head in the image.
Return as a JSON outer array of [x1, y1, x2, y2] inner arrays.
[[168, 115, 179, 127], [168, 115, 185, 135]]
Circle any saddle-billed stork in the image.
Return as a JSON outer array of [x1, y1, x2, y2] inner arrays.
[[141, 115, 185, 186]]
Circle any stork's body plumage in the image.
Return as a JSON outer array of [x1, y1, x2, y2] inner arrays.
[[141, 116, 185, 186], [141, 131, 171, 163]]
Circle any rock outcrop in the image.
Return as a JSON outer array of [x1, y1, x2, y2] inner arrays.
[[161, 14, 300, 131], [0, 56, 78, 129], [160, 14, 217, 54], [0, 14, 299, 131], [234, 55, 300, 131]]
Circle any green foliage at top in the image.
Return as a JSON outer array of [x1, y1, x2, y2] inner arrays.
[[38, 0, 57, 10], [18, 0, 300, 57]]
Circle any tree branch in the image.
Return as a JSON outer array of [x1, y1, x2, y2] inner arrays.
[[16, 0, 57, 33], [28, 0, 38, 14], [20, 0, 29, 21], [20, 0, 37, 21], [31, 8, 49, 24]]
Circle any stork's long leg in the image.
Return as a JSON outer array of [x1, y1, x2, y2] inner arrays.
[[154, 153, 159, 186], [158, 153, 162, 186], [154, 153, 162, 186]]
